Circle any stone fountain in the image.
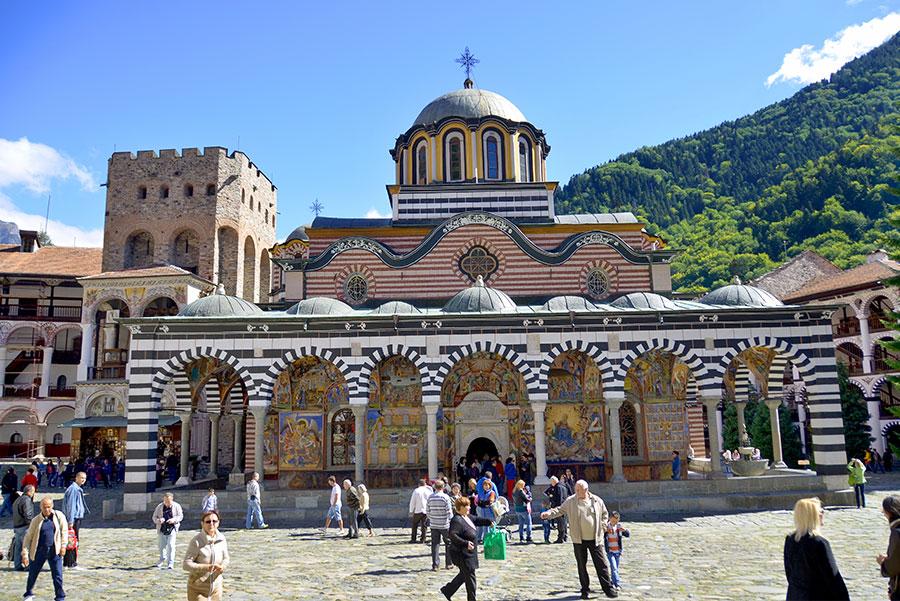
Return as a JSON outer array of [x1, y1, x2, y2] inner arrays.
[[730, 427, 769, 477]]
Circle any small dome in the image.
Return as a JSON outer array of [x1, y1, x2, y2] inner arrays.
[[443, 276, 517, 313], [178, 284, 264, 317], [540, 296, 598, 312], [610, 292, 678, 311], [284, 226, 309, 243], [700, 277, 783, 307], [414, 86, 527, 127], [369, 301, 421, 315], [286, 297, 354, 316]]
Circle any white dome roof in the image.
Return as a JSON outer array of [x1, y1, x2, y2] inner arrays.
[[414, 87, 527, 126]]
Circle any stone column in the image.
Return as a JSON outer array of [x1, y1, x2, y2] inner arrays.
[[0, 344, 7, 396], [859, 313, 874, 374], [231, 414, 244, 474], [797, 402, 808, 456], [531, 401, 550, 485], [350, 403, 366, 484], [734, 401, 747, 440], [424, 402, 439, 480], [208, 413, 219, 479], [176, 412, 192, 485], [866, 396, 884, 454], [38, 345, 54, 397], [766, 399, 788, 468], [701, 397, 724, 478], [76, 322, 94, 381], [605, 398, 627, 483], [250, 407, 266, 477]]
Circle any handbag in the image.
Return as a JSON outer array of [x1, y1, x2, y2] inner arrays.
[[483, 527, 507, 560], [160, 521, 175, 535]]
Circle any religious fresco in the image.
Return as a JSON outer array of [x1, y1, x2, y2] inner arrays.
[[441, 352, 527, 406], [271, 356, 348, 411], [624, 349, 691, 403], [545, 403, 605, 463], [723, 347, 777, 400], [366, 407, 426, 467], [440, 406, 455, 474], [185, 357, 243, 408], [262, 413, 279, 475], [278, 412, 323, 471], [643, 401, 688, 462], [368, 356, 422, 408], [548, 350, 602, 402], [516, 408, 535, 459]]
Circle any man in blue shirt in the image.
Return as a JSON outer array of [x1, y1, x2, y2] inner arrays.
[[671, 450, 682, 481], [63, 471, 88, 568], [22, 496, 67, 601]]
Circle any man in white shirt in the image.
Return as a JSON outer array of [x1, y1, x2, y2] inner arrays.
[[323, 475, 343, 535], [408, 478, 433, 544], [245, 472, 268, 529]]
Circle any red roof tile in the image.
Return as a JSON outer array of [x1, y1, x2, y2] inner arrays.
[[783, 260, 900, 302], [0, 247, 103, 278]]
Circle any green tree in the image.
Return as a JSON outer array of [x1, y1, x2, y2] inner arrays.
[[837, 362, 873, 460], [745, 400, 803, 468], [37, 230, 52, 246]]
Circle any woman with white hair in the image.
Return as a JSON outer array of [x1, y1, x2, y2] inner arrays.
[[356, 484, 375, 537], [783, 497, 848, 600]]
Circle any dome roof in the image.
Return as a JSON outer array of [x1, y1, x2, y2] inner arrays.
[[284, 226, 309, 243], [610, 292, 678, 311], [178, 284, 264, 317], [443, 276, 517, 313], [369, 301, 421, 315], [286, 297, 354, 316], [700, 278, 783, 307], [540, 296, 598, 312], [414, 85, 527, 126]]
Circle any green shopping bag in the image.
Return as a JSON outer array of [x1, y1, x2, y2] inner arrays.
[[483, 526, 507, 560]]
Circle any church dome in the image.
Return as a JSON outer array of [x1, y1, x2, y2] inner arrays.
[[443, 276, 517, 313], [414, 85, 527, 126], [178, 284, 264, 317], [610, 292, 678, 311], [286, 297, 354, 316], [540, 296, 598, 312], [369, 300, 421, 315], [700, 278, 783, 307], [284, 225, 309, 243]]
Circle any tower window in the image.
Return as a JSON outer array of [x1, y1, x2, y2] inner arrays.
[[160, 186, 169, 199], [242, 189, 246, 204], [485, 135, 500, 180], [416, 142, 427, 185], [265, 209, 269, 223], [519, 138, 532, 182], [184, 184, 194, 197], [138, 186, 147, 200], [206, 184, 215, 196], [250, 196, 254, 211], [447, 136, 463, 182]]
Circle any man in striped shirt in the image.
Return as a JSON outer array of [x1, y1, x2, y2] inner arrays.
[[426, 480, 453, 571]]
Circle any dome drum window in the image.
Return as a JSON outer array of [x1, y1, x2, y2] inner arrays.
[[518, 138, 532, 182], [414, 140, 428, 185], [343, 273, 369, 305], [444, 132, 465, 182], [585, 268, 611, 300], [459, 246, 499, 283], [483, 132, 501, 180]]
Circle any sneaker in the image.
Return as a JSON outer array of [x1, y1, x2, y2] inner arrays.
[[167, 564, 175, 570], [261, 523, 269, 529], [24, 596, 35, 601], [157, 562, 166, 569]]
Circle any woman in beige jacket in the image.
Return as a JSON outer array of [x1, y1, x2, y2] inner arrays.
[[182, 510, 230, 601]]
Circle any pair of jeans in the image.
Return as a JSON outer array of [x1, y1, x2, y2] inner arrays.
[[25, 544, 65, 601], [13, 525, 28, 570], [0, 492, 12, 517], [246, 498, 265, 528], [854, 483, 866, 508], [430, 528, 450, 568], [573, 539, 614, 596], [516, 511, 532, 541], [555, 515, 568, 542], [543, 519, 552, 542], [157, 531, 176, 567], [346, 509, 359, 537], [608, 550, 622, 586], [476, 506, 492, 543], [357, 511, 374, 533]]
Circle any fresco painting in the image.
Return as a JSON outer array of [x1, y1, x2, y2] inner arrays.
[[262, 412, 279, 475], [441, 352, 527, 406], [624, 349, 691, 403], [367, 406, 426, 467], [723, 347, 777, 400], [278, 412, 323, 470], [368, 355, 421, 408], [548, 350, 602, 402], [545, 403, 605, 463], [271, 356, 348, 411], [643, 401, 689, 461], [184, 357, 242, 407]]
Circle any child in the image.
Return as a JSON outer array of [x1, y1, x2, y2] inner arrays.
[[540, 498, 553, 543], [604, 511, 631, 591]]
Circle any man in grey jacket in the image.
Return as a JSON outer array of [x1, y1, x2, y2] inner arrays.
[[12, 485, 35, 571]]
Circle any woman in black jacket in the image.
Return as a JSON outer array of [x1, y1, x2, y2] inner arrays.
[[441, 495, 493, 601], [877, 495, 900, 599], [783, 497, 849, 600]]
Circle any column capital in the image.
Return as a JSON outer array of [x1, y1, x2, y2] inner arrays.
[[423, 402, 440, 416], [530, 401, 546, 413], [232, 413, 244, 424], [764, 398, 783, 410], [605, 398, 624, 411], [699, 396, 721, 409], [350, 403, 367, 418], [248, 405, 267, 420]]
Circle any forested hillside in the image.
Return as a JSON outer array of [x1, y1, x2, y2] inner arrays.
[[556, 33, 900, 292]]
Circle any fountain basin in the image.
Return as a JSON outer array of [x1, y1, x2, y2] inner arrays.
[[731, 459, 770, 477]]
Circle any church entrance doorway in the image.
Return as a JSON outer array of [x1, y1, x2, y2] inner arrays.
[[466, 437, 499, 465]]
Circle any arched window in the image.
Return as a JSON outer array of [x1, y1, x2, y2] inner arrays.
[[52, 433, 63, 446], [619, 402, 639, 457], [138, 186, 147, 200], [56, 375, 67, 391], [445, 133, 465, 182], [160, 185, 169, 199], [265, 208, 269, 223], [171, 229, 200, 273], [241, 189, 246, 204], [124, 231, 155, 269], [331, 408, 355, 466], [415, 140, 428, 185], [484, 134, 500, 180], [184, 184, 194, 197], [250, 196, 254, 211], [10, 433, 22, 444], [206, 184, 215, 196], [518, 138, 532, 182]]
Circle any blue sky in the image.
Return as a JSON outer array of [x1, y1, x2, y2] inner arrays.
[[0, 1, 898, 246]]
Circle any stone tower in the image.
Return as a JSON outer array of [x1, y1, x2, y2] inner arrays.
[[101, 147, 277, 302]]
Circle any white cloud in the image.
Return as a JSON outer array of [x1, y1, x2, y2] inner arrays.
[[365, 207, 391, 219], [0, 193, 104, 247], [766, 12, 900, 86], [846, 0, 865, 5], [0, 137, 102, 246]]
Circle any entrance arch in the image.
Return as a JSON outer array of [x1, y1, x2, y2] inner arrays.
[[455, 391, 509, 462], [465, 437, 499, 465]]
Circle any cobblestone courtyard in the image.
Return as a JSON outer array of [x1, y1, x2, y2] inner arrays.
[[0, 485, 897, 601]]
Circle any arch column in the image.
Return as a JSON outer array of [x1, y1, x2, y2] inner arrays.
[[249, 406, 266, 477], [701, 397, 724, 478], [0, 344, 7, 395], [530, 400, 549, 485], [76, 322, 94, 381], [866, 396, 884, 454], [38, 345, 54, 397], [424, 398, 439, 480], [176, 411, 192, 485], [734, 401, 748, 439], [605, 397, 626, 483], [765, 399, 787, 469], [859, 313, 874, 374], [796, 402, 808, 456], [208, 413, 220, 479], [350, 402, 367, 484], [231, 413, 244, 474]]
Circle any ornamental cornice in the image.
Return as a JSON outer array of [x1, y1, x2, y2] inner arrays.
[[83, 276, 202, 290]]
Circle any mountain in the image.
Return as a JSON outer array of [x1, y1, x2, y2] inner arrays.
[[555, 32, 900, 292]]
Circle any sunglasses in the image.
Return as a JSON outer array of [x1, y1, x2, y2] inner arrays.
[[203, 520, 219, 524]]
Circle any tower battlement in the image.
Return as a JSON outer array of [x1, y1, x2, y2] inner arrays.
[[109, 147, 275, 191]]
